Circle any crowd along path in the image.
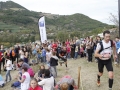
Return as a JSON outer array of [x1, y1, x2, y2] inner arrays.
[[1, 58, 120, 90]]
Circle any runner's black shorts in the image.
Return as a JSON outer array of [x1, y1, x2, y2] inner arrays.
[[60, 57, 67, 62], [98, 59, 113, 73]]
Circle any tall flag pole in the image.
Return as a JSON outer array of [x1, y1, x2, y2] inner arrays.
[[38, 16, 47, 43]]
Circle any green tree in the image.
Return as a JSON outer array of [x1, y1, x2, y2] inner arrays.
[[30, 36, 35, 42], [56, 31, 69, 41]]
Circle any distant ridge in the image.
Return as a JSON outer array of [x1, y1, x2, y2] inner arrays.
[[0, 0, 113, 32]]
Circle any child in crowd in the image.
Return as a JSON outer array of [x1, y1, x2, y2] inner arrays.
[[55, 75, 78, 90], [80, 44, 84, 58], [36, 48, 42, 63], [17, 67, 31, 90], [50, 51, 58, 78], [11, 72, 22, 89], [41, 47, 46, 63], [36, 65, 45, 82], [4, 56, 12, 83], [74, 45, 79, 59], [46, 48, 52, 69], [29, 78, 43, 90], [38, 69, 54, 90], [60, 83, 69, 90]]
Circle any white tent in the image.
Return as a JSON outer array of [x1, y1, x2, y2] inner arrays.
[[98, 33, 103, 38]]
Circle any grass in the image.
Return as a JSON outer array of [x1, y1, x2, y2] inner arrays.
[[1, 58, 120, 90]]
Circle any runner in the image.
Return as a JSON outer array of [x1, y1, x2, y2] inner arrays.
[[59, 42, 68, 70], [94, 30, 117, 90]]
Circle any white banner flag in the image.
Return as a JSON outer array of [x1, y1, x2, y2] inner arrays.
[[38, 16, 47, 43]]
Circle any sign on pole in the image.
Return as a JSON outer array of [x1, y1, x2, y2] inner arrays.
[[38, 16, 47, 43]]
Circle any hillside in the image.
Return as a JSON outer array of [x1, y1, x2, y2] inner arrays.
[[46, 14, 109, 31], [0, 1, 27, 10], [0, 1, 115, 47], [0, 1, 113, 32]]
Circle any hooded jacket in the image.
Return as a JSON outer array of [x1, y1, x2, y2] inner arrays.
[[50, 56, 58, 66]]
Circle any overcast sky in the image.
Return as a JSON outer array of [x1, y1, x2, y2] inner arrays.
[[1, 0, 118, 24]]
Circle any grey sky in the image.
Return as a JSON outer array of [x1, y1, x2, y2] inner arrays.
[[1, 0, 118, 24]]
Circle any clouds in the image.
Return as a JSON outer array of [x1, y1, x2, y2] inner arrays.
[[1, 0, 118, 24]]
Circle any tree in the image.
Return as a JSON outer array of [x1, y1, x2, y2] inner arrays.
[[109, 13, 119, 28], [70, 31, 81, 39], [30, 36, 35, 42], [56, 31, 69, 41]]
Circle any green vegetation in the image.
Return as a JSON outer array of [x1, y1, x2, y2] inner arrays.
[[0, 1, 116, 47], [0, 1, 26, 10]]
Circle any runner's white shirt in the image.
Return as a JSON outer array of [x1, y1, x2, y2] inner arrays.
[[96, 40, 113, 60]]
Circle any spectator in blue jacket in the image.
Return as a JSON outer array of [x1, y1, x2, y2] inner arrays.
[[115, 37, 120, 63], [115, 37, 120, 52], [42, 47, 46, 63]]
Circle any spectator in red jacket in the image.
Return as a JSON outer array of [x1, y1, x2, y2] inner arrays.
[[29, 78, 43, 90], [52, 41, 58, 51], [65, 39, 70, 46]]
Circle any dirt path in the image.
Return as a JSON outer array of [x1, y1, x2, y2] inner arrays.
[[1, 58, 120, 90], [79, 59, 120, 90], [56, 58, 120, 90]]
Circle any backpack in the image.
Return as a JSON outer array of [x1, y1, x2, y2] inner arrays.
[[98, 40, 113, 54]]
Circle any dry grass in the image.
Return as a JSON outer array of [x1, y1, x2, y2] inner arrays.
[[1, 58, 120, 90]]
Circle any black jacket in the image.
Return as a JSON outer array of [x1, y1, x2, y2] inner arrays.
[[50, 56, 58, 66], [38, 69, 45, 77]]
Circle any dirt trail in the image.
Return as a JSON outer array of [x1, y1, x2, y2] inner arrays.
[[57, 58, 120, 90], [79, 59, 120, 90], [1, 58, 120, 90]]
